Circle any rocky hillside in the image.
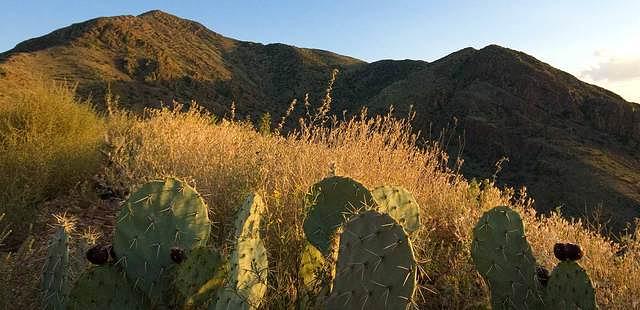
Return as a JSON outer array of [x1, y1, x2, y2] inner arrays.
[[1, 10, 638, 233]]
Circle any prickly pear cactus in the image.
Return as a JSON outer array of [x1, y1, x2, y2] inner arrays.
[[212, 238, 269, 310], [66, 265, 147, 309], [234, 192, 266, 240], [69, 231, 97, 282], [300, 241, 327, 290], [113, 178, 211, 303], [327, 210, 417, 310], [471, 206, 543, 309], [298, 241, 334, 309], [211, 192, 268, 310], [544, 261, 597, 310], [42, 227, 70, 310], [371, 185, 421, 233], [303, 176, 374, 255], [173, 247, 228, 308]]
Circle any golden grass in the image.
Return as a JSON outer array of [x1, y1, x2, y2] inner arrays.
[[0, 78, 637, 308], [0, 79, 104, 244], [96, 103, 640, 308]]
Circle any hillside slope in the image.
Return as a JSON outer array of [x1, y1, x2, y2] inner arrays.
[[0, 10, 363, 118], [0, 10, 638, 232], [350, 45, 640, 232]]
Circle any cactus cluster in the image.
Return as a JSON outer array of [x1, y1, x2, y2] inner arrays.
[[37, 173, 601, 309], [471, 206, 597, 310], [40, 178, 269, 310], [301, 175, 421, 309]]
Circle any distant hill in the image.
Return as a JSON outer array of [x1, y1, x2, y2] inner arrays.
[[1, 10, 638, 233]]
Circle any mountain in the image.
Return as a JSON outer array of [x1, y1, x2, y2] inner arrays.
[[1, 10, 638, 233], [0, 10, 363, 117]]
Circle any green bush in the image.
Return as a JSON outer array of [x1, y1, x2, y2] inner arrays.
[[0, 80, 104, 246]]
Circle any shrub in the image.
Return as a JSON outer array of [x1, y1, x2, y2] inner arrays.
[[0, 80, 104, 246]]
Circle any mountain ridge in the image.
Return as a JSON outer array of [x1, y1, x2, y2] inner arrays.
[[1, 10, 638, 233]]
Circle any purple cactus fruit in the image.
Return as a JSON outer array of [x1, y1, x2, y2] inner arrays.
[[554, 243, 583, 261], [170, 247, 186, 264], [86, 244, 110, 265]]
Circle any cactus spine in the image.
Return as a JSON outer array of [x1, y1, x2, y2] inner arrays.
[[41, 226, 70, 310], [544, 261, 597, 310], [371, 185, 421, 233], [173, 247, 228, 308], [66, 265, 146, 309], [297, 239, 340, 309], [299, 176, 422, 309], [303, 176, 374, 255], [471, 206, 543, 309], [471, 206, 598, 309], [211, 192, 268, 310], [113, 177, 211, 303], [327, 210, 417, 309]]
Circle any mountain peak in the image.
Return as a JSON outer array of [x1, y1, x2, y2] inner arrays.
[[136, 9, 188, 25], [138, 9, 173, 18]]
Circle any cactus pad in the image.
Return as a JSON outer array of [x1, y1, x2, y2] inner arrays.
[[42, 227, 70, 310], [66, 265, 146, 309], [471, 206, 542, 309], [544, 261, 596, 310], [298, 241, 334, 309], [173, 247, 228, 308], [327, 210, 417, 309], [371, 185, 421, 233], [211, 192, 268, 310], [113, 178, 211, 303], [300, 241, 327, 290], [303, 176, 374, 255], [234, 193, 266, 240], [212, 238, 269, 310]]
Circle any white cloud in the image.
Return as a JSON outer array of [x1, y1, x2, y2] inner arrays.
[[575, 49, 640, 103], [581, 56, 640, 82]]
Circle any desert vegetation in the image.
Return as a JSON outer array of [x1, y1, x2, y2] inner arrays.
[[0, 77, 639, 309]]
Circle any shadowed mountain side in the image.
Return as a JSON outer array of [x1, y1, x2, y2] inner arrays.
[[0, 10, 638, 234], [358, 45, 640, 233]]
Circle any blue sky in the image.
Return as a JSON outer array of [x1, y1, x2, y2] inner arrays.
[[1, 1, 639, 102]]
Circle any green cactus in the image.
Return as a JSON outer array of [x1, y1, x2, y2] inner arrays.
[[544, 261, 597, 310], [68, 232, 95, 284], [371, 185, 421, 233], [211, 193, 269, 310], [471, 206, 543, 309], [327, 210, 417, 310], [303, 176, 374, 255], [66, 265, 147, 309], [212, 238, 269, 310], [298, 241, 334, 309], [233, 192, 266, 240], [299, 241, 327, 291], [471, 206, 598, 309], [112, 177, 211, 304], [42, 226, 70, 310], [172, 247, 228, 308]]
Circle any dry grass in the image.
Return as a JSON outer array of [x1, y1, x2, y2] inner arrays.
[[0, 80, 638, 308], [0, 78, 104, 245], [95, 102, 640, 308]]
